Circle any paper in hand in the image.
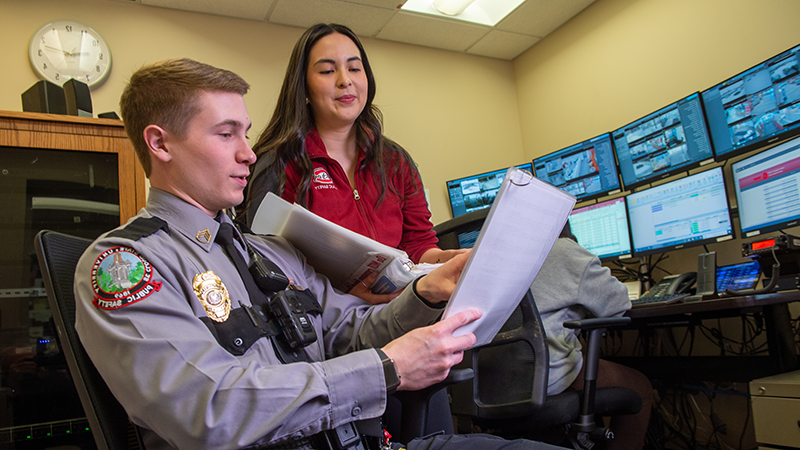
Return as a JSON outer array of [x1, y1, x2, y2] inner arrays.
[[441, 167, 576, 347]]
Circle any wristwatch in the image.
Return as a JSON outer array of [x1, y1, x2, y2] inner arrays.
[[375, 348, 400, 394]]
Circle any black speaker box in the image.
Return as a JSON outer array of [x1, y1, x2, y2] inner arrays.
[[98, 111, 120, 120], [21, 80, 67, 115], [63, 79, 93, 117]]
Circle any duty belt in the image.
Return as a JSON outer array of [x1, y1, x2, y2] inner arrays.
[[256, 420, 387, 450]]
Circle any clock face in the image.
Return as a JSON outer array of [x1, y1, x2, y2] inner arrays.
[[29, 20, 112, 90]]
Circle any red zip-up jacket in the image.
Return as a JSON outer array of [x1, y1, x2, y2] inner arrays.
[[281, 130, 439, 263]]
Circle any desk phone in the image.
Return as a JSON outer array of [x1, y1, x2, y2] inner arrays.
[[631, 272, 696, 308]]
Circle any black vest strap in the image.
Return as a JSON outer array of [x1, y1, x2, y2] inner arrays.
[[107, 216, 169, 240]]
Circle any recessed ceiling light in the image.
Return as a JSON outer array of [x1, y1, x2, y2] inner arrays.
[[401, 0, 526, 26]]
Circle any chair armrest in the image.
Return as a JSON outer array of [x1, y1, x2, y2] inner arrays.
[[392, 368, 473, 444], [563, 316, 630, 330]]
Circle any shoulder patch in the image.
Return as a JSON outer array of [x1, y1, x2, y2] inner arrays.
[[91, 246, 162, 310]]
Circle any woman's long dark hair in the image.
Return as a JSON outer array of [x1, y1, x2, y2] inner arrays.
[[247, 23, 418, 210]]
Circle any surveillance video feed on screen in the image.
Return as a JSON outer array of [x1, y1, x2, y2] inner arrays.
[[446, 163, 532, 218], [533, 133, 622, 201], [613, 92, 715, 190], [702, 43, 800, 160]]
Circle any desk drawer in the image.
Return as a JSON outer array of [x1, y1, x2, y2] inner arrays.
[[751, 396, 800, 448]]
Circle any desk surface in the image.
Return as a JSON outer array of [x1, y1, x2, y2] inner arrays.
[[626, 290, 800, 319], [616, 289, 800, 381]]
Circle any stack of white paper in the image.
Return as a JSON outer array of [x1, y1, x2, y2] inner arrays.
[[250, 193, 418, 293], [442, 167, 576, 347]]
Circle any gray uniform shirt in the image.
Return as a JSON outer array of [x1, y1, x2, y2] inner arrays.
[[74, 188, 445, 450], [529, 238, 630, 395]]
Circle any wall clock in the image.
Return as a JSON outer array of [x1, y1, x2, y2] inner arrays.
[[28, 20, 112, 90]]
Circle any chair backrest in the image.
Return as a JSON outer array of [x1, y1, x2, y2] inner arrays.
[[433, 208, 489, 250], [34, 230, 142, 450], [449, 290, 550, 420], [434, 215, 550, 420]]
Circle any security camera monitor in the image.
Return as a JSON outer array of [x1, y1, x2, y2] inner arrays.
[[446, 163, 532, 218], [533, 133, 622, 201], [612, 92, 715, 190], [702, 43, 800, 161]]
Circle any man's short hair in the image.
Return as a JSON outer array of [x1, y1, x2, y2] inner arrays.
[[119, 58, 250, 176]]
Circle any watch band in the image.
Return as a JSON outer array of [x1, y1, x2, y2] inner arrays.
[[375, 348, 400, 394]]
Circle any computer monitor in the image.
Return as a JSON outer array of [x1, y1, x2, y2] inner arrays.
[[446, 163, 533, 218], [567, 197, 632, 260], [612, 92, 716, 190], [626, 166, 734, 257], [732, 135, 800, 238], [702, 43, 800, 161], [532, 132, 622, 201]]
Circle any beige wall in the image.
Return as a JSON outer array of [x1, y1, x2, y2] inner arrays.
[[0, 0, 523, 225], [514, 0, 800, 276], [514, 0, 800, 160]]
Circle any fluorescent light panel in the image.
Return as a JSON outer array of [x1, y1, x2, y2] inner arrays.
[[401, 0, 526, 26]]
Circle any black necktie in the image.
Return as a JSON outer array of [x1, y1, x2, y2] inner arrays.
[[216, 222, 308, 363], [215, 222, 265, 302]]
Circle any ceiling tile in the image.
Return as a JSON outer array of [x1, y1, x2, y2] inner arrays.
[[339, 0, 404, 8], [141, 0, 276, 21], [468, 30, 540, 60], [497, 0, 595, 37], [269, 0, 396, 36], [377, 12, 489, 53]]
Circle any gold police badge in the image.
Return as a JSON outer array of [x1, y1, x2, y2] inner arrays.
[[193, 271, 230, 322]]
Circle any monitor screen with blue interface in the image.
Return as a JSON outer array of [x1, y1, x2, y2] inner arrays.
[[612, 92, 716, 190], [532, 133, 622, 201], [568, 197, 632, 260], [716, 261, 761, 292], [732, 135, 800, 237], [446, 163, 533, 218], [702, 43, 800, 161], [626, 166, 734, 257]]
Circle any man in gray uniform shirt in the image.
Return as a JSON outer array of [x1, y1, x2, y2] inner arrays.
[[73, 58, 564, 450]]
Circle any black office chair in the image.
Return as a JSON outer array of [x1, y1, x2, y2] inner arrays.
[[434, 214, 642, 449], [35, 230, 144, 450]]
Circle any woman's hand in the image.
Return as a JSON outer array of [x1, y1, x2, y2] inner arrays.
[[348, 272, 401, 305], [419, 248, 471, 265]]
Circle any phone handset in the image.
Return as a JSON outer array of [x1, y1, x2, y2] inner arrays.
[[642, 272, 697, 297]]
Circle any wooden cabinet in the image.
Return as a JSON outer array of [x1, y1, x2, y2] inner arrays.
[[0, 110, 146, 221], [0, 110, 145, 447]]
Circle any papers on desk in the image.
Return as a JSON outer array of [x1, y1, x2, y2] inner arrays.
[[442, 167, 576, 347], [250, 193, 434, 294]]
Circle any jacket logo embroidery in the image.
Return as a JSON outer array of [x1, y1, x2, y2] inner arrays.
[[91, 246, 162, 310], [313, 168, 333, 185]]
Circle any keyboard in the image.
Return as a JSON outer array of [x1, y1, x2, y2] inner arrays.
[[630, 293, 689, 308]]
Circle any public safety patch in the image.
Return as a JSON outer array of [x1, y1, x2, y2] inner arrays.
[[313, 167, 333, 184], [91, 246, 161, 310]]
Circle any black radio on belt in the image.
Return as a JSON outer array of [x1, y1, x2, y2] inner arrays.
[[267, 289, 319, 349]]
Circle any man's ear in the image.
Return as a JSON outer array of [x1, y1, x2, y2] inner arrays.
[[143, 125, 172, 163]]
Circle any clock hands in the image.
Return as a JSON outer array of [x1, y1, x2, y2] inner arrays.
[[43, 45, 91, 57]]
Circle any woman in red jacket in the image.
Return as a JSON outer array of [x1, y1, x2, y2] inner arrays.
[[242, 23, 465, 304]]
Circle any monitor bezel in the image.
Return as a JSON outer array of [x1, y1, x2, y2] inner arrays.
[[568, 196, 633, 262], [702, 43, 800, 162], [532, 132, 623, 202], [626, 166, 735, 258], [732, 136, 800, 238], [612, 92, 716, 191], [445, 162, 533, 218]]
